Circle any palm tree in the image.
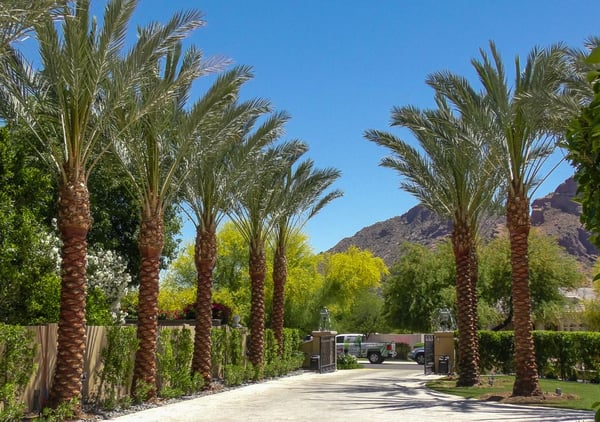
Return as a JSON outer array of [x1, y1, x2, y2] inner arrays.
[[452, 41, 570, 396], [227, 138, 307, 377], [112, 38, 227, 399], [0, 0, 203, 410], [179, 65, 273, 386], [270, 158, 341, 355], [365, 89, 500, 387]]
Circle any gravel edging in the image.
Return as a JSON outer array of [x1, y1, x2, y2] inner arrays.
[[75, 369, 308, 421]]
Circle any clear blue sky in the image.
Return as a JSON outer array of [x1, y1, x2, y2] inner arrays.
[[132, 0, 599, 253]]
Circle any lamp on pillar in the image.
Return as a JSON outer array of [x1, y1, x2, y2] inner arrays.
[[432, 307, 456, 332], [319, 307, 331, 331]]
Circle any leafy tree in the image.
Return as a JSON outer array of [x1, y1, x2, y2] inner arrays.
[[320, 245, 388, 324], [366, 79, 500, 385], [87, 151, 181, 286], [336, 290, 387, 337], [0, 127, 59, 324], [566, 41, 600, 249], [383, 242, 455, 332], [479, 230, 584, 330]]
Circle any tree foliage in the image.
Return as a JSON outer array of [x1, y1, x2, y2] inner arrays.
[[320, 245, 388, 320], [384, 235, 585, 333], [566, 42, 600, 249], [479, 230, 584, 330], [383, 242, 455, 333]]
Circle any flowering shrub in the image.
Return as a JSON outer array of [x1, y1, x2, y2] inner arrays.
[[212, 302, 231, 324], [42, 228, 131, 323]]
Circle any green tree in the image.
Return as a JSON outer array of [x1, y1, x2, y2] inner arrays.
[[566, 41, 600, 248], [87, 151, 181, 286], [0, 127, 60, 324], [366, 81, 500, 385], [383, 242, 455, 332], [320, 245, 388, 324], [270, 156, 341, 355], [479, 230, 584, 330], [460, 41, 571, 396]]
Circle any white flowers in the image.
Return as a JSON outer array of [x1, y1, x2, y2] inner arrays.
[[41, 229, 132, 323]]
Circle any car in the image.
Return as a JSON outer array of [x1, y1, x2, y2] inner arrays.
[[408, 346, 425, 365]]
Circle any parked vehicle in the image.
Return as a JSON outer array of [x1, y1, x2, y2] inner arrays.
[[335, 333, 396, 364], [408, 346, 425, 365]]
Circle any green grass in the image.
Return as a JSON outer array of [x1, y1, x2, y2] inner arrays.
[[427, 376, 600, 411]]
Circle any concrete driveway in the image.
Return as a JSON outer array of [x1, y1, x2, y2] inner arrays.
[[109, 362, 595, 422]]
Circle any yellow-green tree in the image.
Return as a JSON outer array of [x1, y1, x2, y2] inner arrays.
[[320, 246, 388, 323]]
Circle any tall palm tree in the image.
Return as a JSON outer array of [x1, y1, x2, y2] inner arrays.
[[365, 90, 500, 387], [180, 65, 273, 386], [0, 0, 202, 410], [227, 138, 307, 377], [449, 41, 570, 396], [270, 158, 341, 355], [112, 38, 226, 399]]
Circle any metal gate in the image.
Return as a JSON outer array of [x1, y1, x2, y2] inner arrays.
[[319, 334, 336, 373]]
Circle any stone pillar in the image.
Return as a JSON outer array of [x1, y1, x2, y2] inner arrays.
[[434, 331, 455, 374]]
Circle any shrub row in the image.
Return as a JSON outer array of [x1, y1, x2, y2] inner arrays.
[[478, 330, 600, 381], [0, 323, 37, 421]]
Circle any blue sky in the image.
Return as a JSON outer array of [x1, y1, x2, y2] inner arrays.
[[132, 1, 600, 253]]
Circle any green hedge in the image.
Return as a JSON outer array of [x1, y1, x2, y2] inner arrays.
[[0, 324, 37, 420], [478, 330, 600, 381]]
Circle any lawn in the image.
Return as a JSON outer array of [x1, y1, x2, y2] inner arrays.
[[427, 376, 600, 411]]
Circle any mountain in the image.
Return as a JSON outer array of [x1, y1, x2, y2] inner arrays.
[[329, 178, 598, 271]]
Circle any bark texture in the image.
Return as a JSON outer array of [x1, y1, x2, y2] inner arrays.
[[192, 223, 217, 386], [132, 208, 164, 400], [507, 190, 541, 397], [49, 176, 91, 414], [451, 220, 480, 387], [272, 242, 287, 356], [248, 240, 266, 376]]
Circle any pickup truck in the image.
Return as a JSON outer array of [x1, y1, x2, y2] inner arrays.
[[335, 333, 396, 364]]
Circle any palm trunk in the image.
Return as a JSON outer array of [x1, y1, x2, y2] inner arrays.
[[469, 245, 480, 373], [507, 190, 541, 397], [49, 175, 91, 414], [248, 238, 266, 378], [272, 241, 287, 357], [451, 220, 479, 387], [132, 206, 164, 401], [192, 222, 217, 386]]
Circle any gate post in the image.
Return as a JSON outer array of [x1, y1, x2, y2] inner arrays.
[[311, 330, 338, 373]]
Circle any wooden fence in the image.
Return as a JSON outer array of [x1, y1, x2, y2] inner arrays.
[[21, 322, 205, 414]]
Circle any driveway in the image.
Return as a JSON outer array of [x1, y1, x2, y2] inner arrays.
[[109, 362, 595, 422]]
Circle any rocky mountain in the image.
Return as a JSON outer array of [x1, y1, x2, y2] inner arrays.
[[329, 178, 598, 271]]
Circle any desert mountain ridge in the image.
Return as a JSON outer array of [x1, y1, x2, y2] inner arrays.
[[328, 178, 598, 272]]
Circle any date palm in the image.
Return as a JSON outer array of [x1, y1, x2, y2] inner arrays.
[[365, 90, 500, 387], [180, 65, 273, 386], [227, 138, 308, 377], [437, 41, 570, 396], [0, 0, 203, 410], [112, 38, 226, 399], [270, 158, 341, 355]]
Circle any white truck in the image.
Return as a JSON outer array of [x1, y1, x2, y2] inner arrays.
[[335, 333, 396, 364]]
